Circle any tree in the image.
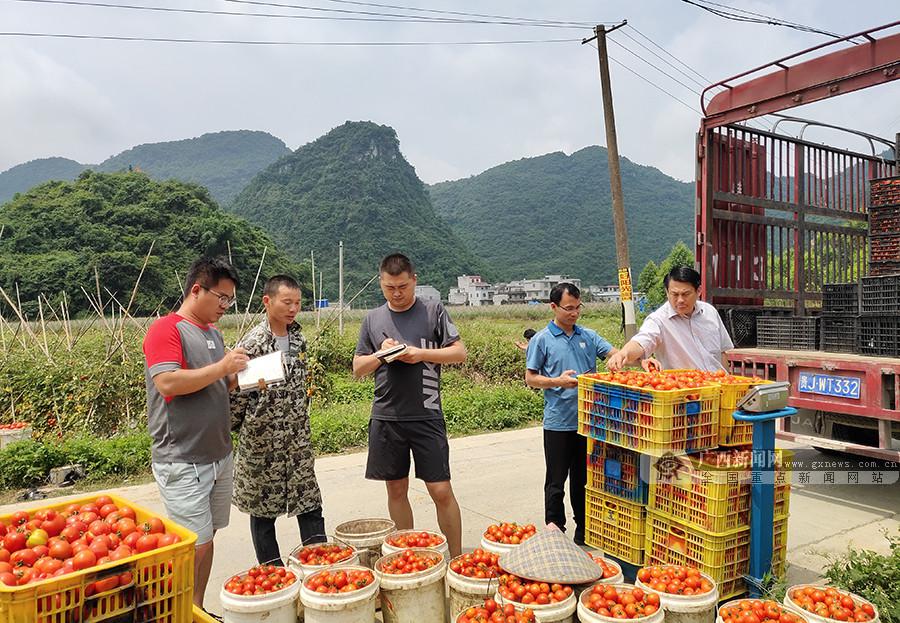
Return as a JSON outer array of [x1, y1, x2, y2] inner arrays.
[[638, 260, 658, 303], [644, 241, 695, 307]]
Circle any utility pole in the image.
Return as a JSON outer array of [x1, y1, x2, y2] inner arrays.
[[310, 251, 317, 328], [318, 270, 323, 330], [339, 241, 344, 335], [584, 21, 637, 340]]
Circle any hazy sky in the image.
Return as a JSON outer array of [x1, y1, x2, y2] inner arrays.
[[1, 0, 898, 184]]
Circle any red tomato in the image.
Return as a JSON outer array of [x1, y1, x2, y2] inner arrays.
[[72, 549, 97, 571]]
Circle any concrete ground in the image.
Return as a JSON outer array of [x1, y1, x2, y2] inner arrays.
[[2, 425, 898, 617]]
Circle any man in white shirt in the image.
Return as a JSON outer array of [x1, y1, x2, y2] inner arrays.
[[607, 266, 734, 372]]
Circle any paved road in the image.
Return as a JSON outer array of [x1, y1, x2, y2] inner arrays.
[[2, 426, 898, 616]]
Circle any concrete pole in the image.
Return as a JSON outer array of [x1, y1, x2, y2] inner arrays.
[[339, 241, 344, 335], [594, 23, 637, 340]]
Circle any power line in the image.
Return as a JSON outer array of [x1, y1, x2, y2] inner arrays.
[[620, 27, 707, 89], [680, 0, 849, 41], [0, 31, 583, 45], [626, 24, 711, 84], [608, 37, 705, 98], [9, 0, 602, 28]]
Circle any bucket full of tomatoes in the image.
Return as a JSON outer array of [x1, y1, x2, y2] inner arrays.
[[784, 585, 880, 623], [495, 573, 577, 623], [287, 540, 360, 622], [573, 553, 625, 596], [0, 422, 31, 450], [577, 583, 664, 623], [220, 564, 301, 623], [456, 597, 537, 622], [375, 547, 447, 623], [447, 548, 504, 615], [382, 529, 449, 560], [299, 566, 379, 623], [481, 522, 538, 556], [635, 566, 717, 623], [718, 599, 810, 623]]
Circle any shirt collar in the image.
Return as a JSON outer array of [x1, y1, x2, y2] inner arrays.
[[665, 301, 702, 319], [547, 320, 582, 337]]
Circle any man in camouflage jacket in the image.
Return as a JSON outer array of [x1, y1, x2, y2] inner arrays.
[[231, 275, 325, 565]]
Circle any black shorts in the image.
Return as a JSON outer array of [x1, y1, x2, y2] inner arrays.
[[365, 418, 451, 483]]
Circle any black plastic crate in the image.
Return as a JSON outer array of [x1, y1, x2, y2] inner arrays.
[[869, 204, 900, 235], [821, 316, 858, 353], [870, 261, 900, 276], [757, 316, 819, 350], [858, 317, 900, 357], [861, 274, 900, 314], [822, 283, 859, 315], [719, 307, 793, 347]]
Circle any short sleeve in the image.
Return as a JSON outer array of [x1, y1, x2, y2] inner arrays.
[[593, 332, 613, 359], [631, 315, 663, 358], [436, 303, 461, 347], [143, 316, 184, 377], [525, 335, 545, 372], [355, 314, 375, 356]]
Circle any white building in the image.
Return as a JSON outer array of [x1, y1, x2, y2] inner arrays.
[[448, 274, 582, 305], [415, 285, 441, 303], [515, 275, 582, 302]]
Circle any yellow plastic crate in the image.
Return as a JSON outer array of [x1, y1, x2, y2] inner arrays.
[[717, 377, 772, 446], [0, 493, 196, 623], [578, 374, 720, 457], [584, 487, 646, 565], [194, 604, 218, 622], [643, 509, 788, 600], [648, 449, 791, 533], [586, 438, 648, 503]]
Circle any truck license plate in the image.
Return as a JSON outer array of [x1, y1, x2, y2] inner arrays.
[[798, 372, 861, 399]]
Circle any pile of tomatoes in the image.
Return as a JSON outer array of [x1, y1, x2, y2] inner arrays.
[[589, 554, 621, 580], [449, 549, 502, 579], [788, 586, 877, 622], [483, 522, 537, 545], [224, 565, 297, 596], [304, 568, 375, 594], [718, 600, 809, 623], [292, 543, 354, 566], [582, 584, 661, 619], [457, 598, 536, 623], [0, 495, 180, 587], [379, 549, 442, 575], [497, 573, 573, 606], [636, 566, 714, 596], [385, 530, 445, 549], [589, 369, 763, 393], [0, 422, 29, 431]]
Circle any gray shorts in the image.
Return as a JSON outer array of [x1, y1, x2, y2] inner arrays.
[[152, 452, 233, 545]]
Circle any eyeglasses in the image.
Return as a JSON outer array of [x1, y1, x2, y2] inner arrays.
[[557, 303, 584, 312], [200, 285, 237, 308]]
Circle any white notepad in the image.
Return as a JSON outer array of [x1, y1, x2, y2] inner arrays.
[[237, 351, 286, 392]]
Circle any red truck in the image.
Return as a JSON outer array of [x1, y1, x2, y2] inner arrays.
[[695, 20, 900, 460]]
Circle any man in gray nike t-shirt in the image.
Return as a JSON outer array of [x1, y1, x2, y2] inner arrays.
[[353, 253, 467, 557]]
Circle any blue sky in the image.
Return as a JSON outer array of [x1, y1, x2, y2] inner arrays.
[[1, 0, 897, 184]]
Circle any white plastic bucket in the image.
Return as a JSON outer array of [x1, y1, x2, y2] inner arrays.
[[334, 518, 396, 570], [636, 574, 717, 623], [382, 529, 450, 560], [718, 599, 812, 623], [480, 534, 522, 556], [577, 583, 665, 623], [784, 585, 881, 623], [454, 603, 534, 622], [376, 548, 448, 623], [220, 578, 302, 623], [494, 589, 577, 623], [446, 559, 502, 616], [287, 542, 361, 623], [300, 565, 380, 623]]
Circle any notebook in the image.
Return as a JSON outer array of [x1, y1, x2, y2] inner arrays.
[[374, 343, 408, 363], [237, 351, 286, 392]]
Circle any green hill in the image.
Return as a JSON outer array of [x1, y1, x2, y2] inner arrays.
[[428, 147, 694, 286], [0, 131, 290, 207], [229, 121, 486, 304], [0, 158, 88, 205], [0, 171, 307, 318]]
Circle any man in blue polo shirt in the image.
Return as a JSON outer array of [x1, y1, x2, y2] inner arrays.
[[525, 282, 617, 545]]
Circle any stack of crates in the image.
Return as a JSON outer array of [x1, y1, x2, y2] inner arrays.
[[868, 177, 900, 277], [578, 373, 721, 566], [756, 317, 819, 351], [644, 449, 791, 600], [859, 274, 900, 357], [0, 494, 196, 623], [821, 283, 860, 354], [583, 438, 648, 564]]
